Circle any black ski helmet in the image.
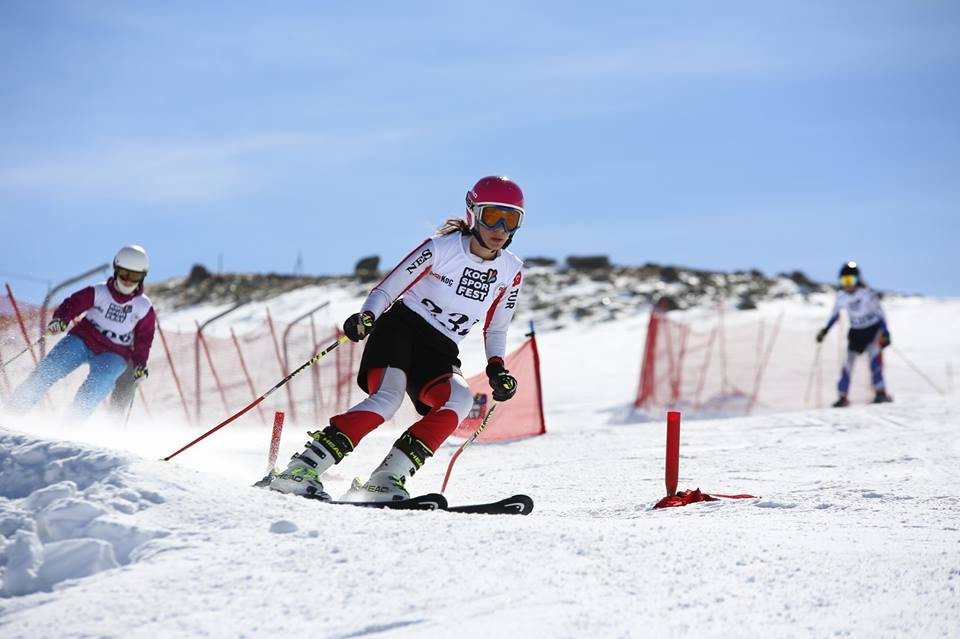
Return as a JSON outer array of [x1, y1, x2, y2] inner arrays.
[[839, 261, 859, 278], [838, 261, 861, 286]]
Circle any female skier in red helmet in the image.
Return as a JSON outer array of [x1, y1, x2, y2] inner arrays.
[[268, 176, 526, 501]]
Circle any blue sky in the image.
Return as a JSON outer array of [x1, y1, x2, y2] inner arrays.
[[2, 1, 959, 303]]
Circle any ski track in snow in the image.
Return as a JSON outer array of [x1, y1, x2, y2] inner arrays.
[[1, 396, 958, 637], [1, 296, 959, 637]]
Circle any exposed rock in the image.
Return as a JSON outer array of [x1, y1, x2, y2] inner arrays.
[[186, 264, 212, 286], [354, 256, 380, 282], [524, 256, 558, 267], [654, 295, 680, 312], [146, 272, 363, 311], [146, 260, 841, 330], [779, 270, 818, 291], [659, 266, 679, 283], [567, 255, 611, 270]]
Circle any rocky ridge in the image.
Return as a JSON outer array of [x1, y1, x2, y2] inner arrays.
[[147, 259, 837, 331]]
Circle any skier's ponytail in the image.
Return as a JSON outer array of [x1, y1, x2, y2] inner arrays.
[[438, 218, 470, 236]]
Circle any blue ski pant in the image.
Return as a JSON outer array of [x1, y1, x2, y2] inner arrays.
[[6, 335, 128, 419], [838, 340, 885, 396]]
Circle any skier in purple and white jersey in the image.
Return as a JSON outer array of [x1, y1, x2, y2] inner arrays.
[[268, 176, 526, 502], [816, 261, 891, 407], [6, 245, 156, 420]]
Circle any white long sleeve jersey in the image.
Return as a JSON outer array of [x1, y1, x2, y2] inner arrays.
[[361, 233, 524, 360], [825, 287, 887, 331]]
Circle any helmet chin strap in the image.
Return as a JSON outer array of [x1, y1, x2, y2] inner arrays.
[[471, 227, 516, 251]]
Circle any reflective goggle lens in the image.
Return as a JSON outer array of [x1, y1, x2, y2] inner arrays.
[[477, 205, 523, 232], [839, 274, 857, 287], [115, 267, 146, 283]]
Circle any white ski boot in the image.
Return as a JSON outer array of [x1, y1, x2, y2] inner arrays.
[[268, 426, 354, 499], [268, 464, 330, 499], [350, 470, 411, 502], [346, 432, 433, 502]]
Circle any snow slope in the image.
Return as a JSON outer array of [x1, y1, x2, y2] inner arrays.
[[1, 292, 959, 638]]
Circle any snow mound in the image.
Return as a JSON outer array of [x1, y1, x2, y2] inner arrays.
[[0, 431, 169, 597]]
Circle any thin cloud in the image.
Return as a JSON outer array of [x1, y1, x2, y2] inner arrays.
[[446, 20, 960, 85], [0, 128, 420, 204]]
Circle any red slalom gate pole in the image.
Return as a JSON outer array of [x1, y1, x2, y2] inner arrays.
[[267, 411, 285, 473], [665, 411, 681, 497]]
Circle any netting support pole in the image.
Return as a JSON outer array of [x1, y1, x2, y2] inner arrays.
[[267, 308, 298, 423], [528, 322, 547, 435], [634, 310, 660, 409], [156, 322, 191, 422], [195, 320, 231, 417], [5, 283, 38, 365], [231, 327, 267, 423]]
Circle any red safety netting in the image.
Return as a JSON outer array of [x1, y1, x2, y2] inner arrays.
[[635, 307, 875, 416], [454, 333, 547, 442], [148, 315, 362, 427], [1, 286, 44, 404], [1, 283, 361, 427], [3, 284, 546, 442]]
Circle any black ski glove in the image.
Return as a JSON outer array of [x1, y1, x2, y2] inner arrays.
[[485, 357, 518, 401], [343, 311, 375, 342], [46, 319, 67, 335]]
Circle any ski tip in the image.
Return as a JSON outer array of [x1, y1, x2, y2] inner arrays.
[[509, 494, 534, 515], [446, 494, 534, 515], [498, 494, 534, 515]]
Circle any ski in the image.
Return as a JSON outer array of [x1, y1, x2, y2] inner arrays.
[[322, 493, 448, 511], [255, 472, 531, 515], [446, 494, 534, 515]]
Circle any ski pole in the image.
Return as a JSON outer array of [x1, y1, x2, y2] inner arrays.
[[122, 393, 136, 427], [162, 334, 350, 461], [803, 343, 822, 407], [441, 401, 498, 494], [889, 346, 945, 395], [0, 335, 46, 371], [122, 377, 145, 428]]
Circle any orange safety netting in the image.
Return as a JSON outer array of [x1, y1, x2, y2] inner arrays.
[[635, 308, 877, 416], [3, 285, 546, 442], [1, 284, 361, 427], [454, 333, 547, 442]]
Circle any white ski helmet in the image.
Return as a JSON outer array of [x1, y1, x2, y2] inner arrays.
[[114, 245, 149, 274]]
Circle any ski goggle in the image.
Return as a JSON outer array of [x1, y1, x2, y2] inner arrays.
[[115, 267, 146, 283], [839, 274, 858, 287], [475, 205, 524, 233]]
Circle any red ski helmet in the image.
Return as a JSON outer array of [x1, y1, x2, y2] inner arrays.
[[465, 176, 525, 231]]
